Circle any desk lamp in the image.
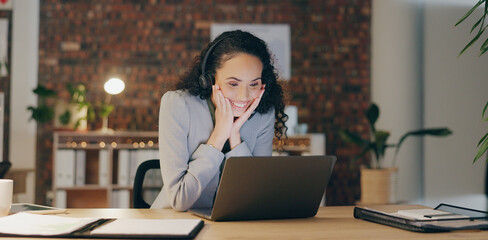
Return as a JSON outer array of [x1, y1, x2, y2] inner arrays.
[[100, 77, 125, 133]]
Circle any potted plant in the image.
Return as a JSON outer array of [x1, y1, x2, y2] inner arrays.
[[474, 102, 488, 164], [455, 0, 488, 57], [27, 83, 94, 130], [454, 1, 488, 163], [27, 84, 56, 124], [340, 103, 452, 204], [54, 83, 94, 131]]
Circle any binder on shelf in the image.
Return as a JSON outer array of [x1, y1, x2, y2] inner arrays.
[[75, 150, 86, 186], [354, 203, 488, 232], [54, 149, 76, 187], [98, 149, 110, 186], [55, 190, 67, 209], [128, 150, 140, 186], [112, 189, 131, 208], [53, 131, 160, 209], [117, 149, 130, 186], [0, 212, 203, 239], [111, 190, 119, 208]]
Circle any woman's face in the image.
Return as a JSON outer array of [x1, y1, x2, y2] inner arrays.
[[214, 53, 264, 117]]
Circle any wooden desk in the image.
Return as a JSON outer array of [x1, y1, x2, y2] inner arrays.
[[4, 205, 488, 239]]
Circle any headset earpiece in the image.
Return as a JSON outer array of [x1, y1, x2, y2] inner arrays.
[[199, 35, 229, 90], [198, 74, 211, 89]]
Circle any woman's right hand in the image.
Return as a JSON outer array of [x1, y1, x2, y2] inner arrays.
[[207, 85, 233, 151]]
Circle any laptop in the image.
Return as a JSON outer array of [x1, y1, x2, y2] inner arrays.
[[189, 155, 336, 221]]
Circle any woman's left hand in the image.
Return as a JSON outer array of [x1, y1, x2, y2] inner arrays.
[[229, 85, 266, 149]]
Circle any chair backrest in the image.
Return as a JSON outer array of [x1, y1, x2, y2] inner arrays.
[[133, 159, 161, 208]]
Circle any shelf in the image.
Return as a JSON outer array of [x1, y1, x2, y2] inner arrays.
[[52, 131, 325, 208], [112, 185, 133, 190], [273, 133, 325, 155], [52, 131, 161, 209], [57, 185, 109, 191]]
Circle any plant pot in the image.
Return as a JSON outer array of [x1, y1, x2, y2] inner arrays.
[[360, 167, 398, 204], [54, 101, 87, 130]]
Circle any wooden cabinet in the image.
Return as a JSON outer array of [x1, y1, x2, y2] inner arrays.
[[52, 131, 159, 208]]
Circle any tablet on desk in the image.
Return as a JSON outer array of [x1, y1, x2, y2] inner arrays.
[[9, 203, 67, 214]]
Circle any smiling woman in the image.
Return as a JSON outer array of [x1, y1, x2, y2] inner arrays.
[[151, 30, 288, 211], [214, 53, 263, 118]]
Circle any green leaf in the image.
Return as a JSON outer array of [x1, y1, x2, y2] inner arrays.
[[32, 84, 57, 98], [375, 130, 390, 160], [483, 100, 488, 121], [68, 83, 88, 104], [471, 17, 484, 33], [74, 118, 82, 129], [397, 128, 452, 149], [473, 136, 488, 163], [478, 132, 488, 147], [59, 110, 71, 125], [27, 105, 54, 123], [366, 103, 379, 133], [455, 0, 485, 26], [481, 44, 488, 56], [481, 37, 488, 52], [458, 27, 485, 57], [100, 103, 114, 117], [87, 104, 96, 122], [394, 128, 452, 161], [339, 130, 368, 146]]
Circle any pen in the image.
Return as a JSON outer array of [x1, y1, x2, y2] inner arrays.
[[423, 213, 460, 218]]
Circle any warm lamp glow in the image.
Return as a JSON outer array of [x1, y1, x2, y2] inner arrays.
[[104, 78, 125, 95]]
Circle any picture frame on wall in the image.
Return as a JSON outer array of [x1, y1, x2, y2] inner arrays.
[[0, 0, 13, 10]]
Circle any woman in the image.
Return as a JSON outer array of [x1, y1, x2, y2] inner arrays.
[[151, 30, 287, 211]]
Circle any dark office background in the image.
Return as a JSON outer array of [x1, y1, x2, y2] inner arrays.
[[2, 0, 371, 205]]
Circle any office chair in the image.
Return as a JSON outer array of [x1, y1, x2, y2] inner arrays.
[[133, 159, 162, 208]]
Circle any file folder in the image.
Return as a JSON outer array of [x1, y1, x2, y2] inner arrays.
[[354, 203, 488, 233]]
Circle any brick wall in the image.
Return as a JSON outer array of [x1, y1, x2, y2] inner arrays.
[[37, 0, 371, 205]]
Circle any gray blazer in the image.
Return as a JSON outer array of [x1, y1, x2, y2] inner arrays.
[[151, 90, 275, 211]]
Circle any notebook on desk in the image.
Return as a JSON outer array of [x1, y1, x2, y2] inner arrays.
[[354, 203, 488, 233], [189, 155, 336, 221], [0, 212, 203, 239]]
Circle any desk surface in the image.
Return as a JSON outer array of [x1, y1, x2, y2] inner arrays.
[[4, 205, 488, 240]]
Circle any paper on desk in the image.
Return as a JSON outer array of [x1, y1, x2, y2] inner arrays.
[[395, 209, 468, 220], [90, 218, 202, 236], [0, 212, 99, 236]]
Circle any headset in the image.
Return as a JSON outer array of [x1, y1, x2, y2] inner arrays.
[[198, 36, 229, 89]]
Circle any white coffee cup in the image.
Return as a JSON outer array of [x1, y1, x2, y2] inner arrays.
[[0, 179, 13, 217]]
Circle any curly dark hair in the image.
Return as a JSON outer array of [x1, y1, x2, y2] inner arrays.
[[176, 30, 288, 139]]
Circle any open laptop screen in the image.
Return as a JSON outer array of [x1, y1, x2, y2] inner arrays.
[[190, 155, 336, 221]]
